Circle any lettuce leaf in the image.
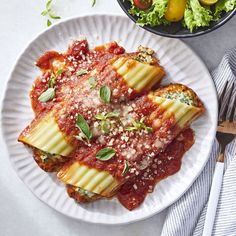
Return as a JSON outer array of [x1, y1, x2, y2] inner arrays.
[[214, 0, 236, 20], [128, 0, 235, 32], [129, 0, 169, 27], [184, 0, 213, 32]]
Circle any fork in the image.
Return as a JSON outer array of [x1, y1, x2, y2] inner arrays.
[[202, 81, 236, 236]]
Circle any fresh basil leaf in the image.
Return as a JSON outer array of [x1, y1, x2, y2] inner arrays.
[[105, 111, 119, 118], [122, 160, 129, 175], [89, 77, 97, 89], [95, 113, 106, 120], [99, 85, 111, 104], [91, 0, 96, 7], [47, 19, 52, 27], [96, 148, 116, 161], [76, 114, 92, 140], [38, 88, 55, 102], [101, 120, 110, 134], [76, 69, 88, 76]]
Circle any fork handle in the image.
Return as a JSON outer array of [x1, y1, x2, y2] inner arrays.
[[202, 161, 224, 236]]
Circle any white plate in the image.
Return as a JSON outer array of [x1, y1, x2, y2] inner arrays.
[[1, 15, 217, 225]]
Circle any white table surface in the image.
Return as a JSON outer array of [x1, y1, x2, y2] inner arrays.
[[0, 1, 235, 235]]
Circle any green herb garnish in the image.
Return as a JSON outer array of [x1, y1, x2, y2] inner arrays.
[[122, 160, 129, 175], [95, 111, 119, 133], [38, 68, 64, 103], [100, 120, 109, 134], [47, 19, 52, 27], [126, 116, 153, 133], [41, 0, 61, 27], [88, 77, 97, 89], [91, 0, 96, 7], [95, 111, 119, 120], [76, 114, 93, 141], [105, 111, 120, 119], [76, 69, 88, 76], [99, 85, 111, 104], [48, 68, 65, 88], [38, 87, 55, 103], [96, 148, 116, 161]]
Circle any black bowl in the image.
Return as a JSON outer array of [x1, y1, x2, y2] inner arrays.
[[117, 0, 236, 38]]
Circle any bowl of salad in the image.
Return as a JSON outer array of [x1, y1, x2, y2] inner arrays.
[[117, 0, 236, 38]]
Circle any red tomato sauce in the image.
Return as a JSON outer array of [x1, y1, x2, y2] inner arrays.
[[117, 128, 194, 210]]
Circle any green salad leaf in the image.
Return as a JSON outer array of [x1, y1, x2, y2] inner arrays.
[[214, 0, 236, 20], [184, 0, 213, 32], [129, 0, 235, 32], [129, 0, 169, 27]]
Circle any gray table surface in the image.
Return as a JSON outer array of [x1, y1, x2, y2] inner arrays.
[[0, 1, 235, 235]]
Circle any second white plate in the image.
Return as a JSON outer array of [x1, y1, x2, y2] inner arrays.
[[1, 15, 217, 224]]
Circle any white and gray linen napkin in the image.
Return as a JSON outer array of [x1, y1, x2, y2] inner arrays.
[[161, 48, 236, 236]]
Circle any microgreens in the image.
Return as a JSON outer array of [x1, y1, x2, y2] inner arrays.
[[48, 68, 65, 88], [41, 0, 61, 27], [125, 116, 153, 133], [95, 111, 119, 133]]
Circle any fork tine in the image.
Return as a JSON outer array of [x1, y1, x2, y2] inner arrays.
[[219, 81, 229, 121], [229, 87, 236, 122], [221, 82, 235, 122]]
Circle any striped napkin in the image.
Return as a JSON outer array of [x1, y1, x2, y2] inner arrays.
[[161, 48, 236, 236]]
